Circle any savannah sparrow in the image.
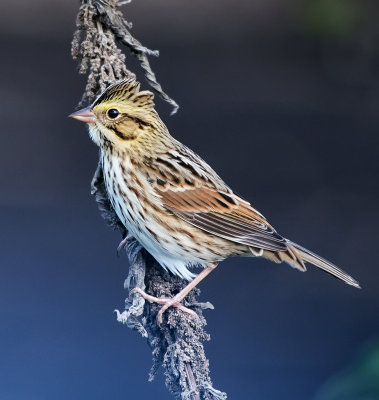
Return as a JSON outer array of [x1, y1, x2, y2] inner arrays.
[[70, 79, 360, 324]]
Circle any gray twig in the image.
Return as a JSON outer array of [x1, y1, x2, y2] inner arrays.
[[72, 0, 178, 113], [71, 1, 225, 399]]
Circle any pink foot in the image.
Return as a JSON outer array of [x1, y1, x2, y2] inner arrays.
[[131, 287, 198, 325]]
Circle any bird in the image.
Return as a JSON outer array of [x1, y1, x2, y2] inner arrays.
[[70, 78, 360, 324]]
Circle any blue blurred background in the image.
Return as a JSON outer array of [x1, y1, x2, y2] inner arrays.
[[0, 1, 378, 399]]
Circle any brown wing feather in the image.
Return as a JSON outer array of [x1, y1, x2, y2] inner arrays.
[[155, 185, 288, 252], [143, 146, 287, 252]]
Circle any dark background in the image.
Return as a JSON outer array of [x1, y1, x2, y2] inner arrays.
[[1, 1, 378, 399]]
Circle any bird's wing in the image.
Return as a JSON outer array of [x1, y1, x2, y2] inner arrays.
[[143, 145, 287, 252], [154, 183, 287, 252]]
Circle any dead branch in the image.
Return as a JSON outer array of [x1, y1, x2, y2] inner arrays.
[[71, 1, 226, 399]]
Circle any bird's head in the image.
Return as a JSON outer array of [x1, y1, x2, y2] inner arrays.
[[70, 79, 161, 150]]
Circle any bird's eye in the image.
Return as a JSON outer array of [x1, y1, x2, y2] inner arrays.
[[107, 108, 120, 119]]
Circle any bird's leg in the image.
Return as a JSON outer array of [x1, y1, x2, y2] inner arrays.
[[132, 264, 217, 325], [156, 265, 216, 324]]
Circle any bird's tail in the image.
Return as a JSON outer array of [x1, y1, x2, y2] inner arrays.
[[261, 241, 360, 288], [288, 241, 361, 288]]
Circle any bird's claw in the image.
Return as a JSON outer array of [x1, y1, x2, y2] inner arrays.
[[117, 237, 128, 256], [131, 287, 198, 325], [157, 300, 197, 325]]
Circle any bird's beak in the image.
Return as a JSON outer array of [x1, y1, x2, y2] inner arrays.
[[69, 106, 96, 124]]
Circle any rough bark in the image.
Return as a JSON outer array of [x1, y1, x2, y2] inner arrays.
[[71, 1, 226, 399]]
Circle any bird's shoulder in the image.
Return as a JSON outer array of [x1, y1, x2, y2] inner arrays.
[[142, 139, 230, 193]]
